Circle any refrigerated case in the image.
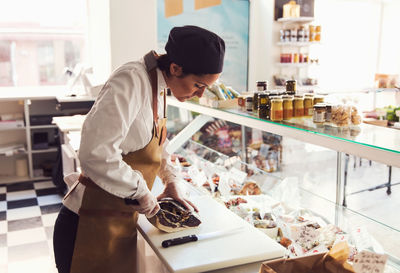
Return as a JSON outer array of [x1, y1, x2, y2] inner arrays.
[[140, 97, 400, 272]]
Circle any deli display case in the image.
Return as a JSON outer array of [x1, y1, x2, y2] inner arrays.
[[136, 97, 400, 273]]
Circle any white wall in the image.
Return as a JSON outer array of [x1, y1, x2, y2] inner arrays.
[[87, 0, 157, 83], [248, 0, 275, 91], [109, 0, 157, 70]]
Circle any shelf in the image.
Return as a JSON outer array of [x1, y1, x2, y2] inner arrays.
[[31, 147, 58, 154], [277, 41, 320, 47], [32, 175, 52, 181], [167, 97, 400, 168], [0, 175, 31, 185], [0, 127, 25, 132], [30, 125, 58, 129], [277, 17, 314, 24], [276, 63, 311, 68]]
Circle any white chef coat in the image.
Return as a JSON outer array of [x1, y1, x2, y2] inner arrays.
[[63, 56, 175, 214]]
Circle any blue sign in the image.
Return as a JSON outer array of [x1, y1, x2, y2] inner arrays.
[[157, 0, 249, 91]]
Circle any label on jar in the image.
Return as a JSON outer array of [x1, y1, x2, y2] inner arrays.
[[272, 110, 283, 121], [294, 108, 304, 117], [246, 101, 253, 111], [283, 109, 293, 120], [260, 98, 267, 105], [313, 110, 325, 123], [307, 107, 313, 116]]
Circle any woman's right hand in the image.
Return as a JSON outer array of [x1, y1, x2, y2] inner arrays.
[[130, 192, 160, 218]]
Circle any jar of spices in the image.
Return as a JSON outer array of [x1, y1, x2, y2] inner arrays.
[[325, 104, 332, 122], [293, 95, 304, 117], [285, 80, 297, 95], [258, 92, 269, 119], [313, 103, 326, 124], [270, 97, 283, 121], [304, 94, 314, 117], [313, 95, 325, 105], [246, 96, 253, 112], [282, 95, 294, 120], [256, 81, 267, 92]]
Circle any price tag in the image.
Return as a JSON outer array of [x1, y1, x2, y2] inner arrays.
[[353, 250, 388, 273]]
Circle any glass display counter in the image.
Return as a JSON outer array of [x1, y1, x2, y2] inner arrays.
[[165, 98, 400, 272]]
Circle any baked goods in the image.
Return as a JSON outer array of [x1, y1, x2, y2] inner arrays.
[[149, 198, 201, 233], [224, 197, 247, 209], [238, 182, 261, 195], [332, 105, 351, 127], [350, 106, 362, 125]]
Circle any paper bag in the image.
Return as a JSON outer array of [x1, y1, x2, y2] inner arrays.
[[259, 242, 355, 273]]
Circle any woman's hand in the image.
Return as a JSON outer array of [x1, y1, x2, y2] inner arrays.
[[131, 192, 160, 218], [157, 182, 199, 212]]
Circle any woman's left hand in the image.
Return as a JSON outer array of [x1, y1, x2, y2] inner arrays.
[[157, 182, 199, 212]]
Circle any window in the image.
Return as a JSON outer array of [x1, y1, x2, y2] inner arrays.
[[0, 0, 87, 87]]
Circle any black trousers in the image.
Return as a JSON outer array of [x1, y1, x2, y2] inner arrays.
[[53, 205, 79, 273]]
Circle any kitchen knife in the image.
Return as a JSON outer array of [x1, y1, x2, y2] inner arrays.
[[161, 227, 244, 248]]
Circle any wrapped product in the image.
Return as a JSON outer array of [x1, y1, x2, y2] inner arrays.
[[331, 105, 351, 127]]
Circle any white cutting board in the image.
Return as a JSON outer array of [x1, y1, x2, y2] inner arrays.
[[137, 179, 286, 273]]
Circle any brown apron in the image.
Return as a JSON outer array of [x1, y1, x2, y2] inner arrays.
[[66, 51, 167, 273]]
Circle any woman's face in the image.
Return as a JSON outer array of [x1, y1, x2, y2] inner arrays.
[[165, 63, 221, 102]]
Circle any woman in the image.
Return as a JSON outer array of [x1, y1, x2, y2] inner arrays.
[[53, 25, 225, 273]]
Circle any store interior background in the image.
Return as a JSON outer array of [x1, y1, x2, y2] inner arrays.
[[1, 0, 400, 271]]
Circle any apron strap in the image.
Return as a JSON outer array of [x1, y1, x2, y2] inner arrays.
[[144, 50, 165, 123]]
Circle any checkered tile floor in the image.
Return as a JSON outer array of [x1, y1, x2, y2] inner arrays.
[[0, 180, 63, 273]]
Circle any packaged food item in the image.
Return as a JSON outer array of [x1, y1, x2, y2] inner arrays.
[[283, 95, 294, 120], [325, 104, 332, 122], [304, 94, 314, 117], [315, 25, 321, 42], [332, 105, 351, 127], [257, 81, 268, 92], [293, 53, 299, 63], [350, 106, 362, 125], [258, 92, 269, 119], [246, 96, 253, 112], [283, 0, 300, 18], [271, 97, 283, 121], [309, 25, 315, 42], [297, 26, 304, 42], [285, 80, 297, 95], [313, 103, 326, 124], [238, 181, 262, 195], [313, 95, 325, 105], [293, 95, 304, 117], [253, 92, 260, 112], [238, 95, 246, 111]]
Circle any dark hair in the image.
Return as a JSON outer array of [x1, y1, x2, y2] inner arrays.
[[157, 54, 204, 77]]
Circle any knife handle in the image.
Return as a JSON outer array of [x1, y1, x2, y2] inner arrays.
[[162, 235, 198, 248]]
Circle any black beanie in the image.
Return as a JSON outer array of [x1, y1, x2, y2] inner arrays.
[[165, 25, 225, 74]]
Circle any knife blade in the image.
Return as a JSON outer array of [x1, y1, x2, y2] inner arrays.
[[161, 226, 244, 248]]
